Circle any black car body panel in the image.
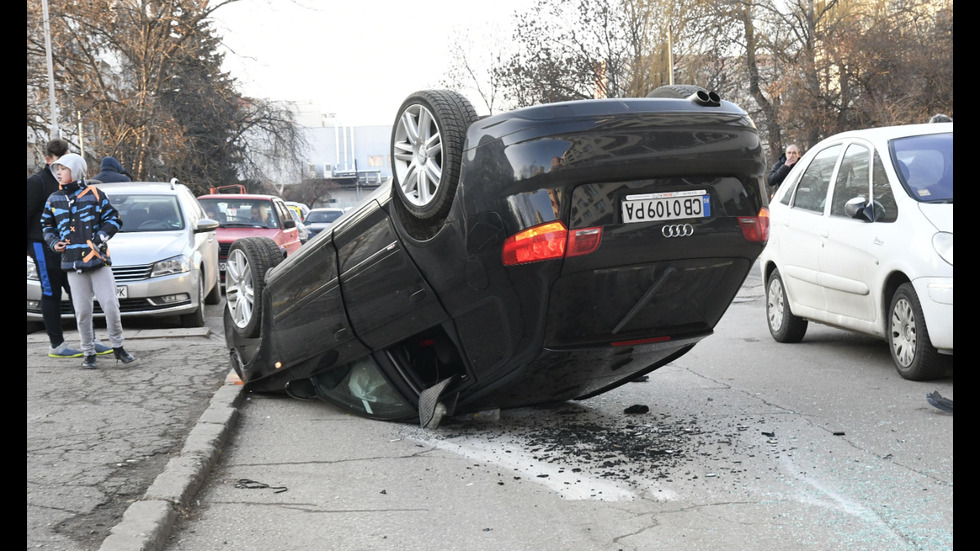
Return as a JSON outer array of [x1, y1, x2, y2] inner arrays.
[[225, 93, 769, 424]]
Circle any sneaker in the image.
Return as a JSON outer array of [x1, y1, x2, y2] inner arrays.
[[49, 342, 83, 358], [81, 355, 98, 369], [94, 342, 113, 355]]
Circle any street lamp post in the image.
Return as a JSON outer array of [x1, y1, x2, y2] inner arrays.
[[42, 0, 59, 138]]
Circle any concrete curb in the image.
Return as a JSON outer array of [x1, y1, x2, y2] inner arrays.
[[98, 377, 244, 551]]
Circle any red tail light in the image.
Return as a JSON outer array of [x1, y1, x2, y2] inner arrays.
[[738, 207, 770, 243], [503, 222, 567, 265], [567, 227, 602, 257]]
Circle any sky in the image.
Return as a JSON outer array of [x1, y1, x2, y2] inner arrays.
[[209, 0, 537, 126]]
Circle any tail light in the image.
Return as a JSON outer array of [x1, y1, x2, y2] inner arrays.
[[502, 222, 603, 266], [738, 207, 770, 243]]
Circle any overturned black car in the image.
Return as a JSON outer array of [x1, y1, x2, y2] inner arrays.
[[224, 86, 770, 428]]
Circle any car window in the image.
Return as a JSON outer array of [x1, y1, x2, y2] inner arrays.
[[199, 198, 277, 227], [791, 144, 841, 213], [830, 143, 871, 218], [109, 194, 184, 232], [307, 210, 343, 224], [890, 132, 953, 202], [871, 150, 898, 223]]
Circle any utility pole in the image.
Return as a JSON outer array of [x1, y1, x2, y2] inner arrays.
[[42, 0, 59, 138]]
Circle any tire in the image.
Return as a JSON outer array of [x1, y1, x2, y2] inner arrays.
[[766, 268, 808, 343], [645, 84, 710, 99], [180, 275, 206, 328], [888, 283, 944, 381], [225, 237, 283, 338], [204, 268, 222, 305], [390, 89, 478, 222]]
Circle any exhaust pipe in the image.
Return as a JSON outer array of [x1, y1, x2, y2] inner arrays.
[[687, 90, 721, 107]]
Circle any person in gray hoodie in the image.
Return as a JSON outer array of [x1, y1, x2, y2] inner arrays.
[[41, 153, 137, 369], [92, 156, 132, 183]]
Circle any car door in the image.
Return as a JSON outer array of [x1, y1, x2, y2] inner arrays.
[[333, 199, 449, 351], [272, 198, 302, 255], [819, 141, 894, 324], [776, 143, 841, 313]]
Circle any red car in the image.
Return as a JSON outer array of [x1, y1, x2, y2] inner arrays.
[[196, 194, 302, 284]]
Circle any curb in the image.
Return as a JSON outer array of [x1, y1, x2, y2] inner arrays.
[[98, 373, 244, 551]]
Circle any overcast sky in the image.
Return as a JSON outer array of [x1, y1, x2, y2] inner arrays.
[[210, 0, 535, 126]]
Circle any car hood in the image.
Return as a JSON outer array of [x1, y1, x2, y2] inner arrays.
[[109, 232, 189, 265], [216, 227, 282, 242], [917, 203, 952, 232]]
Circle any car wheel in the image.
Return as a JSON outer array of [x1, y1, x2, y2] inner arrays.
[[180, 275, 206, 328], [888, 283, 944, 381], [225, 237, 283, 338], [766, 268, 808, 343], [645, 84, 711, 98], [390, 89, 478, 222], [204, 269, 222, 305]]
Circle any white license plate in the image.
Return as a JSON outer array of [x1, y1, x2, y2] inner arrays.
[[219, 262, 226, 272], [116, 286, 128, 299], [622, 190, 710, 223]]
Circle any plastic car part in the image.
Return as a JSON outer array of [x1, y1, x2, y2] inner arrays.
[[737, 207, 770, 243], [419, 376, 456, 429], [502, 222, 568, 265], [225, 237, 283, 338], [390, 90, 478, 222]]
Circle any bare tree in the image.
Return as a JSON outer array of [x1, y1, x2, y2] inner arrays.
[[26, 0, 306, 193]]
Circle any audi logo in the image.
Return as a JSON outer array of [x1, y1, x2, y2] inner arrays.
[[661, 223, 695, 238]]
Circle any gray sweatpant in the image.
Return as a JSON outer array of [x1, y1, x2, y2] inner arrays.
[[67, 266, 125, 355]]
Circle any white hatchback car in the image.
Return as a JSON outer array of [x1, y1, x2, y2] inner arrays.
[[27, 180, 221, 329], [759, 123, 952, 380]]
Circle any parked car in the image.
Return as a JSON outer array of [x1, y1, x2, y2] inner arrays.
[[285, 201, 310, 221], [288, 208, 311, 244], [303, 207, 346, 238], [223, 86, 771, 427], [195, 194, 302, 284], [27, 180, 221, 328], [760, 123, 953, 380]]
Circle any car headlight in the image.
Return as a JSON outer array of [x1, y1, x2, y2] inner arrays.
[[932, 232, 952, 266], [27, 256, 39, 281], [151, 255, 191, 277]]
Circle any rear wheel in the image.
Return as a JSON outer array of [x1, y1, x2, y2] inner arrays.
[[390, 90, 477, 224], [225, 237, 283, 338], [888, 283, 945, 380], [766, 268, 808, 343]]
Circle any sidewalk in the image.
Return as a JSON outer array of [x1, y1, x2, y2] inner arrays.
[[26, 327, 243, 551]]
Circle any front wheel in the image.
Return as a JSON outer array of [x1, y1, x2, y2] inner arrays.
[[888, 283, 945, 381], [766, 268, 808, 343], [225, 237, 283, 338], [180, 275, 206, 328]]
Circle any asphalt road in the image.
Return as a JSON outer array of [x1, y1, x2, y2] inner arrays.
[[155, 268, 953, 551]]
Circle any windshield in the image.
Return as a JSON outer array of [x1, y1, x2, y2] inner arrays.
[[199, 198, 279, 228], [107, 194, 184, 232], [890, 132, 953, 203], [306, 210, 343, 224]]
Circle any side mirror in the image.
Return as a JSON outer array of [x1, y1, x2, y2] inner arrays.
[[283, 218, 296, 229], [844, 196, 873, 222], [196, 219, 220, 232]]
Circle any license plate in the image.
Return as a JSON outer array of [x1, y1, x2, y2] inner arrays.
[[622, 190, 710, 223], [116, 286, 128, 299], [219, 262, 226, 272]]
